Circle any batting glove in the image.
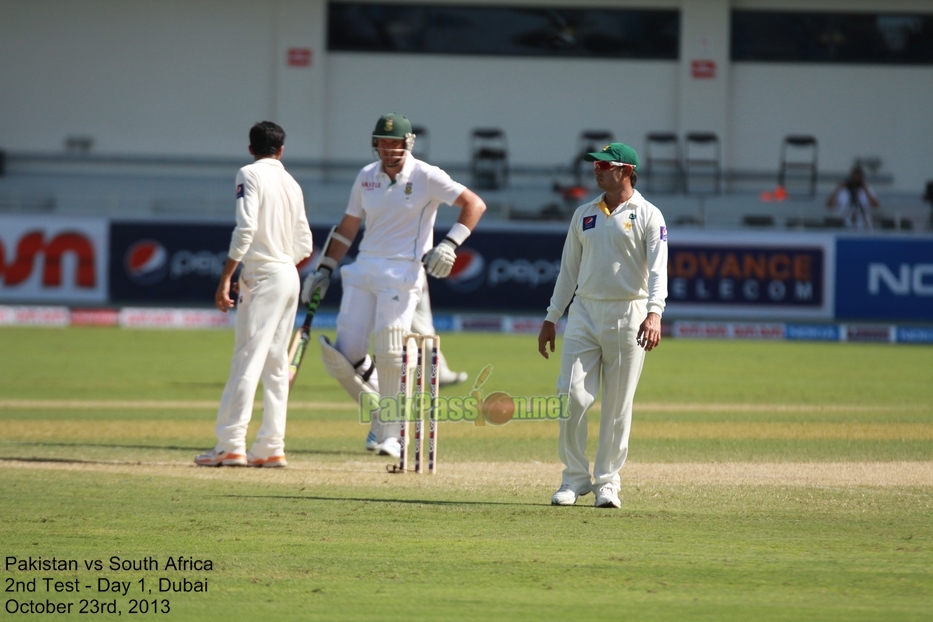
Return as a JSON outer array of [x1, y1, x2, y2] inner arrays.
[[301, 267, 331, 304], [422, 239, 458, 278]]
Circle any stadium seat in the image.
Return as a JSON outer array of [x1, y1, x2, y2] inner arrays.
[[684, 132, 721, 194], [644, 132, 681, 193], [572, 130, 613, 185], [742, 214, 775, 227], [778, 135, 818, 197], [470, 128, 509, 190]]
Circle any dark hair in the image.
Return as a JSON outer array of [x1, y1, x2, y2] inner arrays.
[[250, 121, 285, 156], [630, 169, 638, 188]]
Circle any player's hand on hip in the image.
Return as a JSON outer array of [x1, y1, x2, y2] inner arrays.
[[422, 239, 457, 278], [301, 267, 332, 305], [538, 321, 557, 359], [637, 312, 662, 351]]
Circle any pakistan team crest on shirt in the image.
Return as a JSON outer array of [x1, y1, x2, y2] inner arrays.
[[405, 182, 413, 195]]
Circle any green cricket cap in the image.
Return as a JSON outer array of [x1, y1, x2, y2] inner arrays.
[[372, 112, 413, 140], [584, 142, 639, 169]]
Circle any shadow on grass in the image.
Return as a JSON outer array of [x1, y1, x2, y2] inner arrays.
[[226, 493, 551, 508], [0, 455, 155, 466], [0, 441, 352, 457]]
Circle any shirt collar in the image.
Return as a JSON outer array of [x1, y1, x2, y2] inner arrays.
[[256, 158, 284, 169], [396, 153, 416, 182], [378, 153, 416, 185], [597, 189, 644, 216]]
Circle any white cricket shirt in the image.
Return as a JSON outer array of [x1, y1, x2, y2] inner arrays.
[[545, 189, 668, 323], [346, 155, 465, 261], [229, 158, 314, 268]]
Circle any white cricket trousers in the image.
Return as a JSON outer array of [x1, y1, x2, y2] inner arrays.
[[557, 297, 647, 493], [215, 262, 299, 458], [335, 257, 424, 362], [336, 257, 424, 441]]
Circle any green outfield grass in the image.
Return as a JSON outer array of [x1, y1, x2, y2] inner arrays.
[[1, 327, 932, 621]]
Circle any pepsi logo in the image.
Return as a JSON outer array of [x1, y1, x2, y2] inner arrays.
[[445, 247, 486, 293], [125, 240, 169, 285]]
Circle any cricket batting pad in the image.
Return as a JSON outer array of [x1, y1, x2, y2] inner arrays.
[[373, 325, 406, 442]]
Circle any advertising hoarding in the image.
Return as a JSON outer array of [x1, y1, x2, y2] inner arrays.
[[0, 216, 109, 303], [664, 231, 835, 320], [835, 237, 933, 321]]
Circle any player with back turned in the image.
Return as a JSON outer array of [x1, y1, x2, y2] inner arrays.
[[538, 142, 668, 509], [302, 113, 486, 458], [195, 121, 314, 469]]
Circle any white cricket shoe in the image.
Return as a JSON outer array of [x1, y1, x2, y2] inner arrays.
[[594, 484, 621, 509], [439, 370, 468, 387], [551, 484, 589, 506], [194, 448, 247, 467], [376, 437, 401, 459], [246, 452, 288, 468], [365, 431, 379, 451]]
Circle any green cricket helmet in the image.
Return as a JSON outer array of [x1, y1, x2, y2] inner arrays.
[[371, 113, 415, 152]]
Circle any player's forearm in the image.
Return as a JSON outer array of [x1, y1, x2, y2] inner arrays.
[[318, 217, 360, 270], [545, 264, 578, 323], [545, 229, 582, 323], [453, 189, 487, 230], [219, 257, 240, 285], [646, 239, 669, 317]]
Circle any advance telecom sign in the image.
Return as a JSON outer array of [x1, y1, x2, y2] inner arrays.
[[663, 231, 834, 320], [835, 237, 933, 322]]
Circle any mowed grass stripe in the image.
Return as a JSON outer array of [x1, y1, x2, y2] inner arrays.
[[0, 399, 922, 413], [0, 399, 356, 410], [3, 419, 933, 441], [2, 458, 932, 487]]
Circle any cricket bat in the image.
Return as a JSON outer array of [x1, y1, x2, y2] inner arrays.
[[287, 287, 323, 391]]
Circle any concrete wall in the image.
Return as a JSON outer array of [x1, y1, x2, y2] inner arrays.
[[1, 0, 931, 191]]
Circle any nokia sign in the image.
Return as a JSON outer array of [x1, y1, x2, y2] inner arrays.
[[868, 263, 933, 296], [835, 238, 933, 321]]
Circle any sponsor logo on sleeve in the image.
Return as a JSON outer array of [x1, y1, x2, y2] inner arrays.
[[236, 184, 244, 199], [660, 226, 667, 241]]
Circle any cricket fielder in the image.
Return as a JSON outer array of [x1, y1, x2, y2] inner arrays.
[[301, 113, 486, 458], [538, 143, 668, 508], [196, 121, 314, 468]]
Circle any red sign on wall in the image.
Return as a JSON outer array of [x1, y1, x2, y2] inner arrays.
[[287, 48, 312, 67], [691, 60, 716, 79]]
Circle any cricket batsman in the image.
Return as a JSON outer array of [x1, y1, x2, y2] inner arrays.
[[301, 112, 486, 458], [538, 142, 668, 508]]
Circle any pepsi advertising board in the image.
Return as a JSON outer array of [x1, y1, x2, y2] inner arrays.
[[835, 237, 933, 321], [110, 222, 329, 303], [108, 221, 565, 310], [110, 222, 241, 303], [428, 228, 565, 311]]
